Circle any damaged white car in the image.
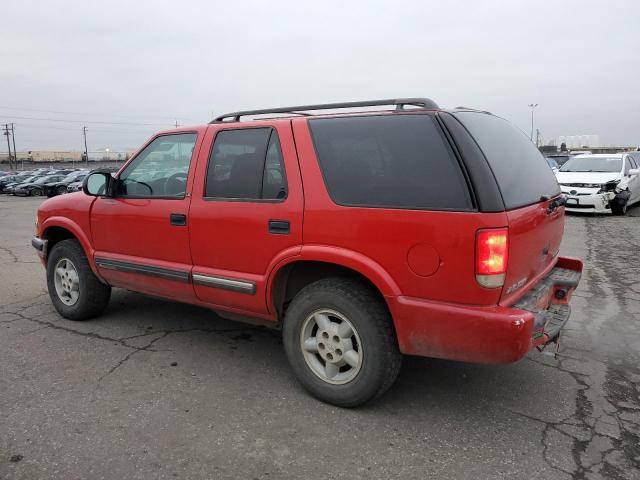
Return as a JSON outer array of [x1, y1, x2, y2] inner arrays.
[[555, 153, 640, 215]]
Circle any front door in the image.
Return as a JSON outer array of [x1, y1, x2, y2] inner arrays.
[[91, 131, 203, 302], [188, 122, 304, 317]]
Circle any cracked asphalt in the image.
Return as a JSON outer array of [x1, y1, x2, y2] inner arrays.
[[1, 196, 639, 480]]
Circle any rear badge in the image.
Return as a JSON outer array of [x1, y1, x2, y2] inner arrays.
[[505, 277, 528, 295]]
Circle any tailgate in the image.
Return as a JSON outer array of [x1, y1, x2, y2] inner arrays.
[[500, 199, 565, 306]]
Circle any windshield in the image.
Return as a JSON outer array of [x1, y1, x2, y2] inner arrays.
[[34, 176, 56, 184], [560, 157, 622, 173], [62, 171, 83, 182]]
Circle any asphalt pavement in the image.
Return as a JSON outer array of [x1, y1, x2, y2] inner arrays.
[[1, 196, 639, 480]]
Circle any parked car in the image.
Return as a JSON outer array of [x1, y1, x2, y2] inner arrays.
[[0, 175, 23, 192], [44, 170, 89, 197], [14, 174, 68, 196], [3, 174, 45, 194], [545, 157, 559, 172], [66, 180, 84, 193], [555, 153, 640, 215], [33, 98, 582, 406], [0, 170, 37, 190]]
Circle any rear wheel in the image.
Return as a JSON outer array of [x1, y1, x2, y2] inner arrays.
[[283, 277, 402, 407], [30, 188, 43, 197], [46, 239, 111, 320], [56, 185, 67, 196]]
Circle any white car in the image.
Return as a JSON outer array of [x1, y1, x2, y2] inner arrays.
[[555, 153, 640, 215]]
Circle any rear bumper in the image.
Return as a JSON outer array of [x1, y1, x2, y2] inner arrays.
[[390, 256, 583, 364]]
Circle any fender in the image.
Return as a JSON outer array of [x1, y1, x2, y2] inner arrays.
[[265, 244, 402, 313], [41, 216, 104, 281]]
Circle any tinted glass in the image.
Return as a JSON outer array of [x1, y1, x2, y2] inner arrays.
[[205, 128, 287, 200], [455, 112, 560, 209], [117, 133, 196, 198], [309, 115, 472, 210], [559, 156, 622, 173], [262, 132, 287, 200]]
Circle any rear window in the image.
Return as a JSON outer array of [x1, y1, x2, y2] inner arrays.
[[308, 115, 472, 210], [454, 112, 560, 209]]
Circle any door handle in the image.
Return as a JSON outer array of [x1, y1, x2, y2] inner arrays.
[[170, 213, 187, 226], [268, 220, 290, 235]]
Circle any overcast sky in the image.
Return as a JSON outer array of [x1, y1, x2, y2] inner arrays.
[[1, 0, 639, 153]]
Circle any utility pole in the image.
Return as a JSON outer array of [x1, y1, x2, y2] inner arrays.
[[528, 103, 538, 142], [82, 126, 89, 165], [3, 124, 12, 170], [10, 124, 17, 169], [174, 119, 179, 128]]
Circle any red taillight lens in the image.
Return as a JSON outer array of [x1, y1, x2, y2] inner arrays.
[[476, 228, 508, 288]]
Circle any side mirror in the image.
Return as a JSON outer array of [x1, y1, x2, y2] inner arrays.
[[628, 168, 640, 176], [82, 171, 113, 197]]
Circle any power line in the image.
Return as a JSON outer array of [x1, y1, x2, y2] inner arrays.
[[0, 105, 199, 123], [2, 114, 171, 127], [12, 122, 157, 134]]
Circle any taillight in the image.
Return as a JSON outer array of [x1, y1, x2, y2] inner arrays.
[[476, 228, 508, 288]]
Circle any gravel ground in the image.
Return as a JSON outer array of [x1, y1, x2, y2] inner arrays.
[[1, 196, 639, 480]]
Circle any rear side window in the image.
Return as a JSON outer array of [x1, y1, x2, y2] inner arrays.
[[205, 128, 287, 200], [308, 115, 472, 210], [454, 112, 560, 209]]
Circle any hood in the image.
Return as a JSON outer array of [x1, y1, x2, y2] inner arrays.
[[555, 171, 621, 185]]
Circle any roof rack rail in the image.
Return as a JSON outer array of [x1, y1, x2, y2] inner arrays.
[[212, 98, 439, 123]]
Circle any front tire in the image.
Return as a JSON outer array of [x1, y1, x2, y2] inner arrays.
[[283, 278, 402, 407], [30, 188, 43, 197], [611, 202, 627, 216], [46, 239, 111, 320]]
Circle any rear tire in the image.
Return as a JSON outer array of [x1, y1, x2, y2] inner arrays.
[[283, 277, 402, 407], [46, 239, 111, 321], [31, 188, 43, 197], [56, 185, 67, 196]]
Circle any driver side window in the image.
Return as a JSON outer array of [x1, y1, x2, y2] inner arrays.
[[116, 133, 197, 198]]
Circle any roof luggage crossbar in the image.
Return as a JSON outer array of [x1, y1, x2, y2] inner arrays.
[[212, 98, 439, 123]]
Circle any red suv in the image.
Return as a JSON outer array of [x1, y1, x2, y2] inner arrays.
[[32, 98, 582, 406]]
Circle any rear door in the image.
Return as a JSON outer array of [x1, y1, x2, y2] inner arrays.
[[451, 111, 564, 305], [188, 121, 304, 317]]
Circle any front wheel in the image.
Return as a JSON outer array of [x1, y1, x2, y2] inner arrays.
[[283, 278, 402, 407], [46, 239, 111, 320], [611, 202, 627, 216], [30, 188, 43, 197]]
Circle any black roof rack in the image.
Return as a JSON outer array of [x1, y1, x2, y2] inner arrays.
[[212, 98, 439, 123]]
